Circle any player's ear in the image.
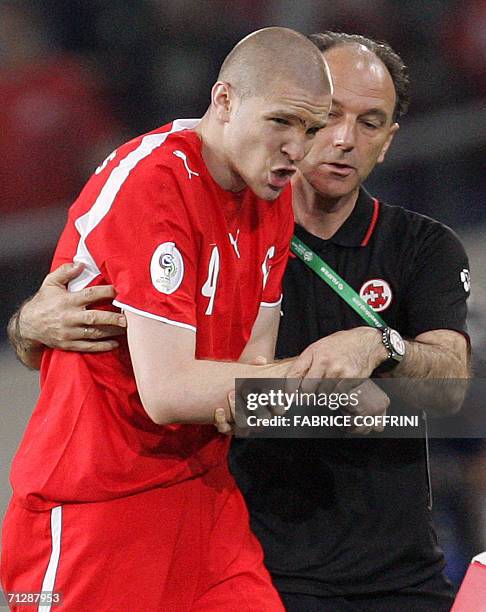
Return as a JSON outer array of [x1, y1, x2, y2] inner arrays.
[[377, 122, 399, 164], [211, 81, 233, 123]]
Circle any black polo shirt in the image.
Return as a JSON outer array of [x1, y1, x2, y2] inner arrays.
[[229, 188, 470, 597]]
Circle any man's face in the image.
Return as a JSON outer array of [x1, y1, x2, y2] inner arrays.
[[298, 45, 399, 200], [224, 82, 331, 200]]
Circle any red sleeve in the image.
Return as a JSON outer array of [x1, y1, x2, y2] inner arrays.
[[260, 189, 294, 306], [86, 162, 199, 331]]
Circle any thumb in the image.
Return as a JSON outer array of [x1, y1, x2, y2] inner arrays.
[[43, 262, 85, 288], [249, 355, 268, 366]]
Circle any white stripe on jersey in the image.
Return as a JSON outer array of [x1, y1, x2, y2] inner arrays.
[[113, 300, 196, 332], [260, 295, 283, 307], [68, 118, 200, 292], [38, 506, 62, 612]]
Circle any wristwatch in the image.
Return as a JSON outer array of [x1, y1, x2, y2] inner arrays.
[[377, 327, 406, 373]]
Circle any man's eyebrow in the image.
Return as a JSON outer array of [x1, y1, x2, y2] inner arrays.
[[330, 101, 389, 122], [360, 108, 388, 122]]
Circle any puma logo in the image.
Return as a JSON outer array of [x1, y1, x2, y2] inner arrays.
[[173, 150, 199, 179]]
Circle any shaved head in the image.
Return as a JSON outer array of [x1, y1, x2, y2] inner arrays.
[[196, 27, 333, 201], [218, 27, 332, 100]]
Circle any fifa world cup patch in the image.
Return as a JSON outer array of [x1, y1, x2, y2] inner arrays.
[[150, 242, 184, 294], [359, 278, 393, 312]]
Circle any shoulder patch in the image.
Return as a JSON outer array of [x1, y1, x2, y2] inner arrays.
[[150, 242, 184, 294]]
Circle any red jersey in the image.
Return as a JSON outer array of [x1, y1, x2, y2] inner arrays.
[[10, 119, 293, 511]]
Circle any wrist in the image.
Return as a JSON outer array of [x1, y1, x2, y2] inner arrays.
[[16, 305, 44, 352], [375, 327, 407, 373], [360, 327, 389, 370]]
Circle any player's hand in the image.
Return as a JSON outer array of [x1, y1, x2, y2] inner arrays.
[[18, 262, 127, 353], [286, 327, 388, 392], [214, 356, 268, 436], [214, 391, 237, 436], [336, 379, 390, 435]]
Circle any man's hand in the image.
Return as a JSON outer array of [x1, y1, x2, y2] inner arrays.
[[336, 379, 390, 434], [8, 262, 127, 369], [286, 327, 388, 390], [215, 379, 390, 436]]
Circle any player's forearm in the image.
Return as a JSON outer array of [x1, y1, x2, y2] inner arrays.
[[137, 358, 292, 425], [7, 308, 44, 370]]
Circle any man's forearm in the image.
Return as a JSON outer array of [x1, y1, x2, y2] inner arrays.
[[388, 332, 470, 416], [392, 338, 469, 379], [7, 307, 44, 370]]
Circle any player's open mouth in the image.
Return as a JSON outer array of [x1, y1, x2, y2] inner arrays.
[[269, 169, 295, 189]]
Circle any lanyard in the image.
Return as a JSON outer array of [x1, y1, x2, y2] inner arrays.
[[290, 235, 387, 330]]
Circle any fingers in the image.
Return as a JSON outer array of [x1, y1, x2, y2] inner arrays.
[[79, 308, 126, 329], [285, 353, 313, 397], [57, 339, 120, 353], [227, 390, 236, 420], [248, 356, 268, 366], [72, 285, 118, 308], [42, 262, 85, 288], [286, 352, 312, 380], [214, 408, 234, 435], [299, 361, 327, 393], [345, 380, 390, 435], [76, 325, 127, 340]]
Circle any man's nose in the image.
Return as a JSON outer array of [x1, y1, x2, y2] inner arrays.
[[332, 117, 355, 151]]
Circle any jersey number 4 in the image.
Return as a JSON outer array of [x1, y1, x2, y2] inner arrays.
[[201, 246, 220, 315]]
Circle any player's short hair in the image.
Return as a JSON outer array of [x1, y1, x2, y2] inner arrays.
[[218, 27, 331, 102], [308, 31, 410, 121]]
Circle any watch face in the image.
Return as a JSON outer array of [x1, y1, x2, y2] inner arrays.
[[389, 329, 406, 356]]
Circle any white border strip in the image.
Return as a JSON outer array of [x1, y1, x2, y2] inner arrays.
[[260, 295, 283, 308], [38, 506, 62, 612], [473, 551, 486, 565], [68, 118, 201, 293], [113, 300, 196, 332]]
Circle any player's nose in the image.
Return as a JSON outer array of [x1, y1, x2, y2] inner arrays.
[[281, 135, 306, 162]]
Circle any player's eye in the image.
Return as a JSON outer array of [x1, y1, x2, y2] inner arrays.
[[270, 117, 289, 126], [306, 126, 323, 136]]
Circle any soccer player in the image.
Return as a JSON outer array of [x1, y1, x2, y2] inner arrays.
[[1, 27, 332, 610]]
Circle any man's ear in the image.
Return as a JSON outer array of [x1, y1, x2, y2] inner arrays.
[[377, 122, 399, 164], [211, 81, 233, 123]]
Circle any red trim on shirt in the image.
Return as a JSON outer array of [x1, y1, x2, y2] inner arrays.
[[361, 198, 380, 247]]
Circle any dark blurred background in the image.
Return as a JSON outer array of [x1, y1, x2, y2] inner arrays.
[[1, 0, 485, 589]]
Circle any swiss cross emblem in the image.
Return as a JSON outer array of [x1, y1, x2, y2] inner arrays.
[[359, 279, 392, 312]]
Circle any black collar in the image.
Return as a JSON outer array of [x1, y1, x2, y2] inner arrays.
[[294, 188, 380, 249]]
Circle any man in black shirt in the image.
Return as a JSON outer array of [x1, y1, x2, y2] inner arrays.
[[8, 32, 470, 611], [227, 34, 469, 611]]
